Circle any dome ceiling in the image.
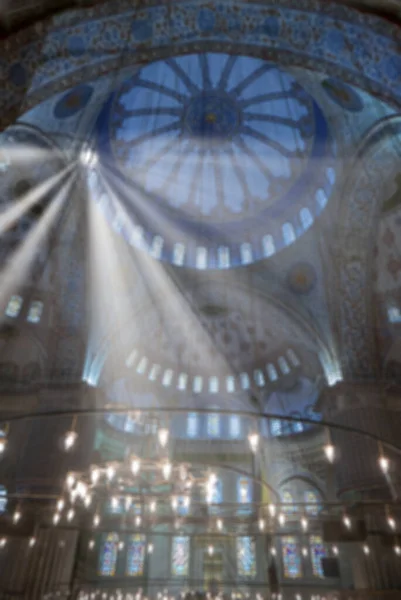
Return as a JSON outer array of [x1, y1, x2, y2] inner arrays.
[[91, 52, 335, 268]]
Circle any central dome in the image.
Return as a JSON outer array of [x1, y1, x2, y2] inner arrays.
[[92, 52, 335, 268]]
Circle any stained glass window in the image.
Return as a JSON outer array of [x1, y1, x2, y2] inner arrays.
[[187, 412, 198, 438], [99, 533, 119, 576], [236, 536, 257, 578], [27, 300, 43, 323], [310, 535, 326, 578], [291, 413, 303, 433], [237, 478, 251, 504], [282, 536, 302, 579], [229, 415, 241, 439], [0, 486, 7, 513], [278, 356, 290, 374], [5, 295, 23, 318], [171, 536, 190, 577], [207, 412, 220, 437], [208, 478, 223, 515], [267, 364, 278, 382], [270, 419, 282, 436], [126, 534, 146, 576], [282, 223, 296, 246], [304, 490, 320, 516], [281, 491, 296, 514]]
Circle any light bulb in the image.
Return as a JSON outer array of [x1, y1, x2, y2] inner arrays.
[[324, 443, 335, 463], [388, 516, 396, 531], [131, 458, 140, 476], [363, 544, 370, 555], [70, 489, 78, 504], [57, 499, 65, 512], [268, 503, 276, 517], [118, 541, 124, 551], [248, 433, 259, 453], [66, 473, 75, 489], [135, 516, 141, 527], [379, 456, 390, 474], [208, 545, 214, 556], [63, 431, 77, 451], [217, 519, 223, 531], [0, 538, 7, 548], [29, 537, 36, 547], [150, 500, 156, 513], [158, 428, 169, 448], [13, 510, 21, 524], [332, 546, 339, 556], [93, 514, 100, 527], [148, 543, 154, 554], [171, 497, 178, 510], [301, 517, 308, 532], [394, 545, 401, 556], [111, 496, 119, 510], [0, 438, 7, 453], [76, 481, 88, 498], [278, 513, 285, 526], [162, 462, 172, 480], [89, 539, 95, 550], [91, 468, 100, 484], [84, 494, 92, 508], [302, 547, 308, 557], [67, 509, 75, 522], [271, 547, 277, 556], [106, 465, 115, 481], [53, 513, 60, 525], [343, 515, 351, 529]]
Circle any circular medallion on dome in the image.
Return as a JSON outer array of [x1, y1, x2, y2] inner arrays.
[[92, 53, 336, 268]]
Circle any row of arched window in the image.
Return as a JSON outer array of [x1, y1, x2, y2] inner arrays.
[[4, 295, 43, 323]]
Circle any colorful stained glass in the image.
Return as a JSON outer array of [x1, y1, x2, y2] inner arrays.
[[187, 412, 198, 438], [236, 536, 257, 578], [172, 536, 190, 577], [237, 478, 251, 503], [5, 295, 23, 318], [27, 300, 43, 323], [126, 534, 146, 576], [281, 490, 296, 514], [282, 536, 302, 579], [99, 533, 119, 576], [304, 490, 320, 516], [310, 535, 326, 577], [207, 412, 220, 437]]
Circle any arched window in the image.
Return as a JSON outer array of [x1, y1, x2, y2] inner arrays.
[[316, 188, 327, 209], [196, 246, 207, 269], [281, 490, 296, 514], [237, 477, 252, 504], [291, 412, 303, 433], [136, 356, 148, 375], [187, 412, 198, 438], [27, 300, 43, 323], [218, 246, 230, 268], [326, 167, 335, 185], [209, 376, 219, 393], [270, 419, 282, 436], [240, 372, 250, 390], [162, 369, 173, 387], [278, 356, 290, 375], [148, 364, 160, 381], [126, 535, 146, 576], [304, 490, 320, 516], [282, 223, 296, 246], [193, 375, 203, 393], [229, 414, 241, 439], [267, 364, 278, 382], [287, 349, 300, 367], [310, 535, 326, 577], [282, 536, 302, 578], [208, 478, 223, 515], [173, 243, 185, 266], [226, 375, 236, 393], [262, 235, 275, 257], [5, 295, 23, 318], [254, 369, 265, 387], [0, 486, 7, 513], [178, 373, 188, 390], [300, 207, 313, 230], [240, 243, 253, 265], [207, 409, 220, 438], [99, 533, 119, 576], [125, 349, 138, 368], [171, 536, 190, 576], [150, 235, 164, 259], [236, 537, 256, 578]]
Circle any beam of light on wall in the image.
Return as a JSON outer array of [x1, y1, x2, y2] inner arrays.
[[0, 163, 74, 236], [0, 174, 74, 321]]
